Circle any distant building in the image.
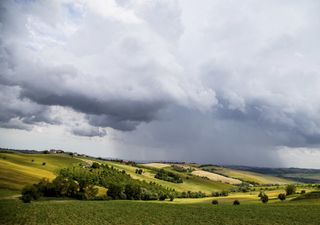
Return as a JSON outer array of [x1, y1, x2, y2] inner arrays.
[[49, 149, 64, 154]]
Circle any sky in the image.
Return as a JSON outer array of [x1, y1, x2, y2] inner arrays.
[[0, 0, 320, 168]]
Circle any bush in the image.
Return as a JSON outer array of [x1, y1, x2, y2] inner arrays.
[[233, 200, 240, 205], [107, 184, 126, 200], [42, 162, 46, 166], [169, 193, 175, 201], [21, 185, 40, 203], [81, 185, 98, 200], [286, 184, 296, 195], [301, 190, 306, 194], [91, 162, 100, 169], [135, 169, 143, 175], [211, 200, 219, 205], [278, 193, 286, 201], [260, 193, 269, 203], [159, 192, 167, 201]]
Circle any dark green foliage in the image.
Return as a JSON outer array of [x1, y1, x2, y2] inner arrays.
[[159, 192, 167, 201], [278, 193, 286, 201], [91, 162, 100, 169], [169, 193, 175, 201], [42, 162, 46, 166], [180, 191, 206, 198], [107, 184, 126, 200], [260, 193, 269, 203], [212, 190, 229, 197], [155, 169, 183, 183], [21, 185, 40, 203], [286, 184, 296, 195], [233, 200, 240, 205], [212, 199, 219, 205], [171, 165, 194, 173], [135, 169, 143, 174], [124, 184, 142, 200]]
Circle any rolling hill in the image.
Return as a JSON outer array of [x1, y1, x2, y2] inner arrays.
[[0, 150, 296, 196]]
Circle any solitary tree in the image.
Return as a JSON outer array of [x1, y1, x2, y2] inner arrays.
[[278, 193, 286, 201], [260, 193, 269, 203], [286, 184, 296, 195]]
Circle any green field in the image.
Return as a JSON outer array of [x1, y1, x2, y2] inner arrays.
[[0, 152, 82, 190], [1, 199, 320, 225], [1, 151, 320, 225]]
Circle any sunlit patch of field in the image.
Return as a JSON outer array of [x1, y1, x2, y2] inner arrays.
[[191, 170, 242, 185], [143, 163, 171, 169], [209, 166, 293, 185], [0, 153, 82, 190]]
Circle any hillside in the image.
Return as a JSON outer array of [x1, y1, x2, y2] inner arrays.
[[0, 151, 296, 195]]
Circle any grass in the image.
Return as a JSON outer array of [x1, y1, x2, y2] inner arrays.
[[104, 161, 233, 193], [1, 199, 320, 225], [0, 152, 82, 190]]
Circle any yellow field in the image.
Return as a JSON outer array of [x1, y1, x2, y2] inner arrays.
[[143, 163, 170, 169], [191, 170, 242, 185]]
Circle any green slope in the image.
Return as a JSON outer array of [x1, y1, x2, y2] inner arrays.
[[0, 152, 82, 190]]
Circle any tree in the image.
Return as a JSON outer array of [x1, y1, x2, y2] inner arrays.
[[260, 193, 269, 203], [286, 184, 296, 195], [278, 193, 286, 201], [107, 184, 126, 200], [212, 200, 219, 205], [233, 200, 240, 205], [91, 162, 100, 169], [21, 185, 40, 203]]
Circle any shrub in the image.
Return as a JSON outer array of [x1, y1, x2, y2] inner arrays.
[[83, 185, 98, 200], [42, 162, 46, 166], [169, 193, 175, 201], [91, 162, 100, 169], [212, 200, 219, 205], [260, 193, 269, 203], [286, 184, 296, 195], [301, 190, 306, 194], [159, 192, 167, 201], [21, 185, 40, 203], [233, 200, 240, 205], [31, 159, 34, 162], [278, 193, 286, 201], [107, 184, 126, 200], [125, 183, 142, 200], [135, 169, 143, 175]]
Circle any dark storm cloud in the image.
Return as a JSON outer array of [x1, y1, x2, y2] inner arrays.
[[0, 0, 320, 167]]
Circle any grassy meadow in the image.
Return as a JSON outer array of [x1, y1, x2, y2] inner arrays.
[[1, 198, 320, 225], [1, 151, 320, 225]]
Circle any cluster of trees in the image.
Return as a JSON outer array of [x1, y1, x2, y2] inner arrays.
[[22, 164, 176, 202], [212, 190, 229, 197], [171, 165, 194, 173], [155, 169, 183, 183], [21, 176, 98, 203], [135, 169, 143, 175], [179, 191, 206, 198]]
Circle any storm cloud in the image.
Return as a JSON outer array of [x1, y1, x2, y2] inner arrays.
[[0, 0, 320, 167]]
